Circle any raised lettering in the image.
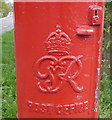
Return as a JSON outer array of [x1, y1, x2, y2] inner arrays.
[[40, 104, 47, 113], [70, 104, 75, 114], [27, 101, 33, 108], [35, 102, 39, 112], [56, 104, 63, 115], [63, 105, 70, 114]]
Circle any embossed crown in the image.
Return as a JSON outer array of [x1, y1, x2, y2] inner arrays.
[[45, 25, 72, 56]]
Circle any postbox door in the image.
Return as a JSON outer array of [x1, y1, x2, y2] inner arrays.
[[14, 1, 104, 118]]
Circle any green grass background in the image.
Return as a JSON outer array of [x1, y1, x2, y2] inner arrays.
[[1, 30, 111, 118], [2, 30, 17, 118]]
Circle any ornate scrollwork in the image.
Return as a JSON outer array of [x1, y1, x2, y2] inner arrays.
[[33, 55, 83, 93]]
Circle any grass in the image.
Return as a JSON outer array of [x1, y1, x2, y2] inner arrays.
[[2, 30, 17, 118], [0, 32, 2, 119], [1, 30, 111, 118], [99, 80, 111, 118]]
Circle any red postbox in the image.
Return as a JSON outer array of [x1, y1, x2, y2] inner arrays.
[[14, 0, 104, 118]]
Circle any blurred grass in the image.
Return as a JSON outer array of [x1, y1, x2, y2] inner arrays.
[[0, 33, 2, 119], [1, 30, 111, 118], [99, 80, 111, 118], [2, 30, 17, 118]]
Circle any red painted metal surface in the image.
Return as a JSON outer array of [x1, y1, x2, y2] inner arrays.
[[14, 1, 104, 118]]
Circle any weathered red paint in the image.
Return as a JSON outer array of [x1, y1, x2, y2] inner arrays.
[[14, 1, 104, 118]]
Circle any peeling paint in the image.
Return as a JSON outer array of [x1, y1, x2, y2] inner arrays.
[[94, 84, 99, 112], [94, 32, 102, 112], [97, 68, 100, 76]]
